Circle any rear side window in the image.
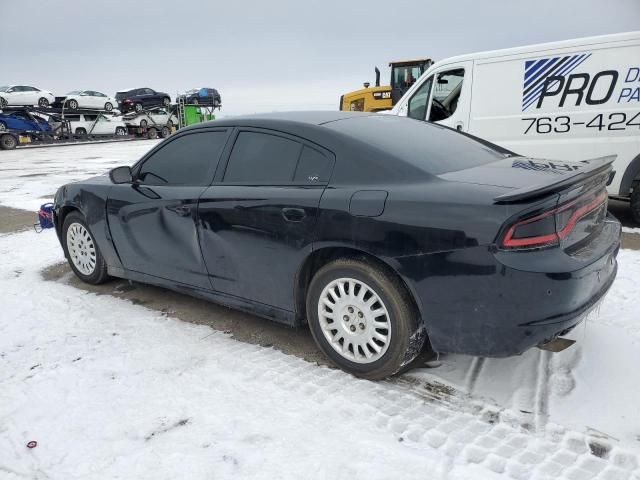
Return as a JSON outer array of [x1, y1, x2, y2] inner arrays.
[[293, 146, 332, 183], [224, 131, 302, 184], [138, 130, 228, 186]]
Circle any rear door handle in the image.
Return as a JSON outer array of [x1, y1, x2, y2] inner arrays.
[[282, 207, 306, 222]]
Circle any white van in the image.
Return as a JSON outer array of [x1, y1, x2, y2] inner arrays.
[[391, 31, 640, 220]]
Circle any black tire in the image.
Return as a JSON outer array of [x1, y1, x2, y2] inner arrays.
[[38, 97, 49, 107], [134, 103, 143, 112], [115, 127, 127, 136], [61, 211, 110, 285], [306, 257, 426, 380], [160, 126, 170, 138], [0, 96, 7, 108], [0, 121, 6, 131], [631, 185, 640, 225], [104, 102, 113, 112], [76, 128, 87, 137], [140, 119, 148, 128], [147, 127, 158, 139], [67, 99, 79, 110], [0, 134, 17, 150], [162, 97, 170, 106], [166, 119, 173, 128]]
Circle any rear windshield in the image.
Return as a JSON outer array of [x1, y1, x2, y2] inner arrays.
[[325, 115, 509, 175], [115, 91, 130, 100]]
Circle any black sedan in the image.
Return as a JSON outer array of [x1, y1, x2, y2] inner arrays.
[[115, 87, 171, 113], [53, 112, 620, 379]]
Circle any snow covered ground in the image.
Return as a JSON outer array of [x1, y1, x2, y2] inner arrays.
[[1, 142, 639, 479]]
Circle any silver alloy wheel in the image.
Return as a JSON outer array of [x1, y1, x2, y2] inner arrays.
[[69, 99, 78, 109], [38, 97, 49, 107], [0, 122, 5, 131], [318, 277, 392, 364], [66, 222, 97, 276], [105, 102, 113, 111]]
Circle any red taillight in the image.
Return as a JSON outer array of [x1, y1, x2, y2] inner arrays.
[[501, 190, 607, 250]]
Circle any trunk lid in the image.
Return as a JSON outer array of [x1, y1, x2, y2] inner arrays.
[[439, 155, 616, 251], [438, 155, 615, 203]]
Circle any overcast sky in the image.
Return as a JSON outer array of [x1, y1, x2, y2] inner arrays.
[[1, 0, 638, 116]]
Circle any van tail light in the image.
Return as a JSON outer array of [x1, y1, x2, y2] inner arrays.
[[500, 189, 607, 250]]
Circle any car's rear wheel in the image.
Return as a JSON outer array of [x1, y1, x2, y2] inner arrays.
[[631, 183, 640, 225], [134, 103, 143, 112], [0, 121, 6, 131], [62, 212, 110, 284], [67, 99, 79, 110], [115, 127, 127, 136], [0, 97, 7, 108], [76, 128, 87, 137], [38, 97, 49, 107], [104, 102, 113, 112], [0, 134, 17, 150], [192, 98, 199, 105], [307, 257, 426, 380], [147, 127, 158, 139]]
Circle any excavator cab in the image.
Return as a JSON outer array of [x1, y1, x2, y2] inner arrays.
[[389, 59, 432, 104], [339, 58, 432, 112]]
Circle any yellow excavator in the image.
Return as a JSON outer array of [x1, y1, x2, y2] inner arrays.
[[339, 58, 433, 112]]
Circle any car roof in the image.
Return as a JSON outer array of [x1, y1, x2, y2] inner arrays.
[[190, 111, 377, 129]]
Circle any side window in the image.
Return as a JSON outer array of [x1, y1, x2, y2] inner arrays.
[[224, 131, 302, 184], [138, 131, 228, 186], [84, 115, 97, 121], [293, 146, 332, 184], [407, 76, 434, 120], [429, 68, 464, 122]]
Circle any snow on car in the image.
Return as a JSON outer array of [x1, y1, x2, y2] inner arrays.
[[64, 90, 117, 111], [0, 84, 55, 108]]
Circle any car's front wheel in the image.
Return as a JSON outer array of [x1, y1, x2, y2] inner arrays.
[[0, 121, 6, 131], [62, 212, 110, 284], [115, 127, 127, 136], [0, 96, 7, 108], [67, 99, 79, 110], [134, 103, 143, 112], [162, 96, 170, 106], [307, 257, 426, 380], [38, 97, 49, 107], [104, 102, 113, 111]]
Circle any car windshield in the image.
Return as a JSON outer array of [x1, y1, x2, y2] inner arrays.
[[326, 115, 508, 175], [0, 86, 9, 92], [67, 90, 82, 94]]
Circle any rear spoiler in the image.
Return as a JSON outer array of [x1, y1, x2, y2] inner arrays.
[[493, 155, 616, 204]]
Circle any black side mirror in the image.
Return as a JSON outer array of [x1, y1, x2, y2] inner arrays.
[[109, 166, 133, 184]]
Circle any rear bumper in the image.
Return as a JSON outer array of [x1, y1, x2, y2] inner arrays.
[[396, 215, 621, 357]]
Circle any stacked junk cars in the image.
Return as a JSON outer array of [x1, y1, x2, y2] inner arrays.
[[0, 85, 222, 150]]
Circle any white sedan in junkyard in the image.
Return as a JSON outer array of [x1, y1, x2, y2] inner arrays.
[[123, 108, 177, 128], [0, 85, 56, 108], [64, 91, 118, 111]]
